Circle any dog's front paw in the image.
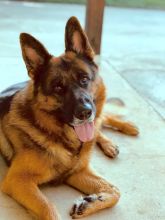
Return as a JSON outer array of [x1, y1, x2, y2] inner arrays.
[[70, 194, 103, 219], [97, 142, 119, 158], [97, 137, 119, 158]]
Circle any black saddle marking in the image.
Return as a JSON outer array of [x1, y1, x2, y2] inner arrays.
[[0, 81, 28, 117]]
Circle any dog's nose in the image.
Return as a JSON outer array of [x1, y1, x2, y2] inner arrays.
[[75, 103, 92, 120]]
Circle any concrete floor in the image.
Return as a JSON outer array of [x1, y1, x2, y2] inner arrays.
[[0, 1, 165, 220]]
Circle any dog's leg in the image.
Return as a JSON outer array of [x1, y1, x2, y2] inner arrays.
[[96, 131, 119, 158], [1, 160, 60, 220], [66, 167, 120, 219], [102, 114, 139, 136]]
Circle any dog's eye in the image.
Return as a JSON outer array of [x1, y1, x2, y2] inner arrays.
[[80, 77, 89, 86]]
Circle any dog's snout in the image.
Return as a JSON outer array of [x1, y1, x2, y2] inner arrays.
[[75, 103, 92, 120]]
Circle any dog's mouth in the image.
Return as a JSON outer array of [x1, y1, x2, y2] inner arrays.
[[70, 113, 95, 143]]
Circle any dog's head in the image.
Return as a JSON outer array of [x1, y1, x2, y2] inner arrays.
[[20, 17, 104, 142]]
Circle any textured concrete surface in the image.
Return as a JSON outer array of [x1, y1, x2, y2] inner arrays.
[[0, 1, 165, 220], [102, 6, 165, 119]]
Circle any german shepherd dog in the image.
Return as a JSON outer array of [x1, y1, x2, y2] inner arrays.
[[0, 17, 138, 219]]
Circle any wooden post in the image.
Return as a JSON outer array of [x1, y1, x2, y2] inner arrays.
[[85, 0, 105, 54]]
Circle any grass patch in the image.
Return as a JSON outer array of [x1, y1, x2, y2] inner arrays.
[[20, 0, 165, 10], [106, 0, 165, 9]]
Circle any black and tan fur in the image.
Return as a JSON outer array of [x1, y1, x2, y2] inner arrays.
[[0, 17, 138, 220]]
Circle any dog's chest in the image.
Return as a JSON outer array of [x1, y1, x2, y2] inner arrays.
[[43, 141, 93, 185]]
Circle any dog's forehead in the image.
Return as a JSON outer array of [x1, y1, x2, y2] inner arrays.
[[49, 52, 92, 77]]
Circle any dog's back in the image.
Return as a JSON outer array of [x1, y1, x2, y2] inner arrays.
[[0, 82, 28, 117], [0, 82, 28, 163]]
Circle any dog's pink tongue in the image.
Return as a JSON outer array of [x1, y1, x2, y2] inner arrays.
[[74, 121, 94, 142]]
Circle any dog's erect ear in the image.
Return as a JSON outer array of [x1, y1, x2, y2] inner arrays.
[[20, 33, 51, 80], [65, 16, 94, 60]]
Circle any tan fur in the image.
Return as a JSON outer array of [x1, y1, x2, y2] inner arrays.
[[0, 16, 138, 220], [96, 130, 119, 158], [102, 114, 139, 136], [66, 167, 120, 219]]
